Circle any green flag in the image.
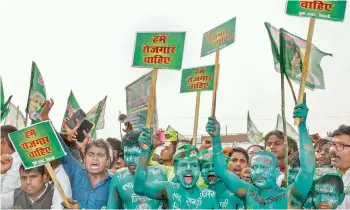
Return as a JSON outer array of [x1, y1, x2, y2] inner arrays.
[[265, 22, 332, 90], [276, 114, 299, 140], [4, 103, 25, 129], [25, 61, 47, 123], [61, 91, 82, 132], [86, 96, 107, 130], [247, 111, 263, 144], [0, 77, 12, 122]]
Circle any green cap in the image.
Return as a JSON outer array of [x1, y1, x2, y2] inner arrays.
[[314, 167, 342, 182], [174, 144, 199, 161]]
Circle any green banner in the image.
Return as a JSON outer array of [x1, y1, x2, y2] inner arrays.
[[85, 96, 107, 130], [126, 71, 158, 132], [201, 17, 236, 57], [8, 121, 66, 169], [26, 61, 47, 123], [61, 91, 81, 132], [276, 114, 299, 140], [180, 65, 215, 93], [247, 111, 263, 144], [265, 22, 331, 90], [286, 0, 347, 22], [132, 32, 186, 70]]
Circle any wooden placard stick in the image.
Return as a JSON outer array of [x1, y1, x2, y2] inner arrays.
[[44, 163, 71, 208], [294, 18, 315, 125], [146, 68, 159, 129], [211, 51, 220, 116], [192, 92, 201, 146]]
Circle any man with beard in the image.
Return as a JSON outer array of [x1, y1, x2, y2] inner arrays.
[[134, 127, 219, 209], [227, 147, 248, 177], [329, 125, 350, 209], [199, 149, 244, 209], [207, 103, 315, 209], [41, 99, 112, 209], [315, 138, 331, 167], [107, 130, 167, 209]]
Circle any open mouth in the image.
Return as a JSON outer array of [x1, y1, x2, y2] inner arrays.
[[184, 175, 193, 184], [208, 174, 216, 181], [90, 163, 100, 170]]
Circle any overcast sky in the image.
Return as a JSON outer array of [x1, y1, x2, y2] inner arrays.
[[1, 0, 349, 139]]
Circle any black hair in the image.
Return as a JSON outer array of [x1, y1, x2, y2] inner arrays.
[[1, 125, 17, 150], [121, 130, 141, 149], [19, 164, 45, 175], [169, 141, 178, 156], [315, 175, 344, 194], [264, 130, 299, 153], [106, 137, 122, 151], [332, 125, 350, 137], [289, 151, 300, 168], [229, 147, 249, 163], [314, 138, 330, 150], [246, 145, 264, 152], [84, 139, 110, 159]]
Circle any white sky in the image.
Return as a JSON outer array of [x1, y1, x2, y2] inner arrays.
[[1, 0, 349, 139]]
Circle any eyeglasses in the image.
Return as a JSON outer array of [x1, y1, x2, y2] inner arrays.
[[330, 142, 350, 151]]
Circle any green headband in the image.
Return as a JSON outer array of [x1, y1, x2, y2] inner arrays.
[[314, 167, 342, 182], [174, 144, 199, 161]]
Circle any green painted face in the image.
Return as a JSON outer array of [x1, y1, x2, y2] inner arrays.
[[250, 155, 279, 189], [124, 146, 141, 172], [201, 162, 217, 185], [287, 166, 300, 185], [312, 183, 341, 209], [174, 158, 200, 189]]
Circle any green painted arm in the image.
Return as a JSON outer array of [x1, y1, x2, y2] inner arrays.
[[134, 128, 169, 200], [207, 117, 250, 199], [290, 104, 316, 201], [106, 175, 121, 209]]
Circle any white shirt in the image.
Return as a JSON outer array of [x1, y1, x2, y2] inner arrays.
[[51, 164, 72, 209], [277, 172, 284, 187], [338, 168, 350, 209], [0, 152, 21, 209]]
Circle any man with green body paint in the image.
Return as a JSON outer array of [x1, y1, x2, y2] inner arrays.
[[198, 149, 244, 209], [107, 130, 167, 209], [206, 103, 316, 209], [304, 167, 345, 209], [134, 127, 219, 209]]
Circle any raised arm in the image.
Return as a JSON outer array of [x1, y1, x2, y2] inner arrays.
[[206, 117, 250, 199], [134, 127, 169, 200], [106, 175, 122, 209], [290, 102, 316, 200], [40, 99, 83, 178]]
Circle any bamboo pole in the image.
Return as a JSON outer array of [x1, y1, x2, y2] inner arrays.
[[211, 51, 220, 116], [192, 92, 201, 146], [45, 163, 71, 208], [146, 68, 158, 128], [280, 28, 289, 193], [294, 18, 315, 125], [285, 75, 297, 104]]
